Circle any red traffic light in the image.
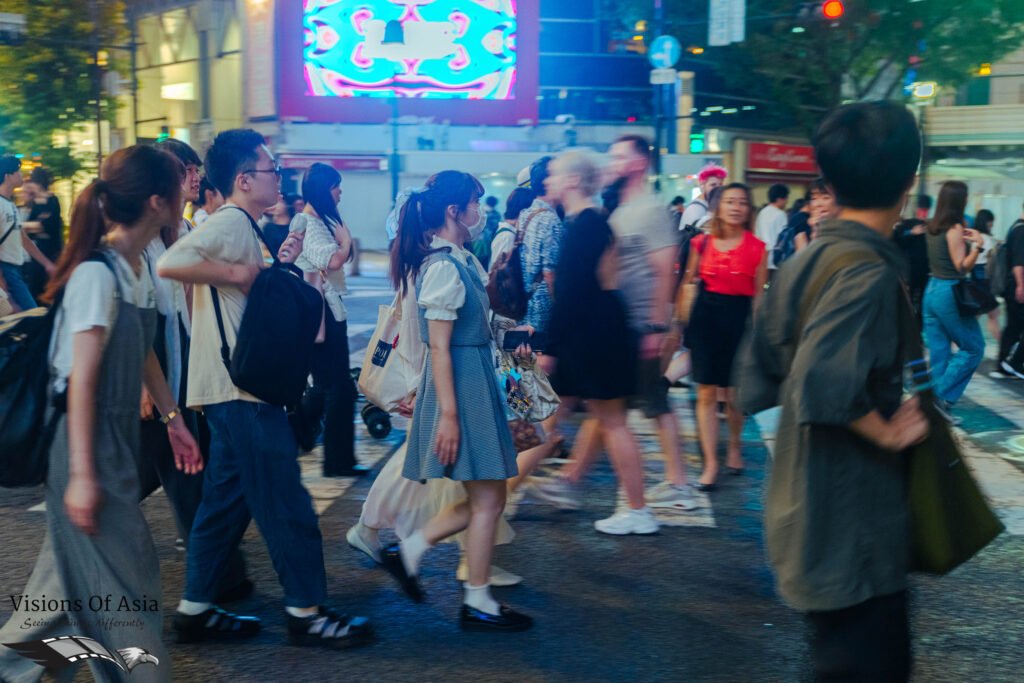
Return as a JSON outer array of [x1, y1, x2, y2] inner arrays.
[[822, 0, 845, 19]]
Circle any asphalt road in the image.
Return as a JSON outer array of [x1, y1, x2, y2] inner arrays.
[[1, 265, 1022, 682]]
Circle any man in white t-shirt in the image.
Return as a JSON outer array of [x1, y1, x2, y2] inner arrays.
[[755, 183, 791, 273], [679, 163, 728, 230], [158, 129, 374, 650], [0, 155, 55, 311]]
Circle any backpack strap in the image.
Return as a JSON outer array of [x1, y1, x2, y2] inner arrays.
[[209, 207, 272, 372], [795, 248, 880, 345], [0, 225, 15, 249]]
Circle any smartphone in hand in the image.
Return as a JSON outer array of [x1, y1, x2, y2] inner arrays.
[[502, 330, 546, 352]]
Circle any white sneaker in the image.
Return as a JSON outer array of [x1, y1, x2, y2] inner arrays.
[[1001, 360, 1024, 380], [346, 522, 381, 564], [594, 507, 659, 535], [522, 475, 581, 511], [645, 482, 699, 512], [456, 561, 524, 587]]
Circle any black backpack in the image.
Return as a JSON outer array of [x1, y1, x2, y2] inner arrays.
[[987, 220, 1023, 298], [0, 252, 115, 487], [210, 209, 324, 407]]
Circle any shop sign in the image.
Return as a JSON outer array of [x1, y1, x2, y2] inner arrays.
[[279, 155, 388, 172], [747, 142, 818, 174]]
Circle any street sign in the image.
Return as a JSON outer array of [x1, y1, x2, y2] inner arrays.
[[650, 68, 678, 85], [708, 0, 746, 47], [649, 35, 682, 69]]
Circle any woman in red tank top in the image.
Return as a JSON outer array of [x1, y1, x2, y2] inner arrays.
[[682, 183, 768, 491]]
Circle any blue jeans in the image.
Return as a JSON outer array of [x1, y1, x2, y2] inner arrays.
[[0, 261, 35, 310], [185, 400, 327, 607], [923, 278, 984, 404]]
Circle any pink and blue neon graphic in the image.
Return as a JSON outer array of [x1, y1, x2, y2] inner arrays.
[[303, 0, 518, 100]]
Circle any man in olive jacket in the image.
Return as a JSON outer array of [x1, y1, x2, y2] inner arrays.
[[740, 102, 930, 681]]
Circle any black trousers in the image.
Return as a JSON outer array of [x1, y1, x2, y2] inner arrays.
[[998, 298, 1024, 366], [805, 590, 911, 683], [304, 316, 358, 476]]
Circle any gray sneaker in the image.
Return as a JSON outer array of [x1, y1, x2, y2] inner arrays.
[[522, 475, 581, 510], [645, 482, 699, 512]]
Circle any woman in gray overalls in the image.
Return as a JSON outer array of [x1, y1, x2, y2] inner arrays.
[[0, 146, 202, 683], [380, 171, 533, 632]]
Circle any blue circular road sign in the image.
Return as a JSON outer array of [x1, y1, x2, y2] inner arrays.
[[649, 35, 682, 69]]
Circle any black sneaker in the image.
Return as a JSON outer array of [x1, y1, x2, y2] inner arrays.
[[459, 604, 533, 633], [933, 399, 962, 427], [174, 607, 261, 644], [1000, 359, 1024, 380], [287, 607, 373, 649]]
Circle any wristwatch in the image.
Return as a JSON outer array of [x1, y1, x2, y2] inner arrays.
[[160, 408, 181, 425], [640, 323, 670, 335]]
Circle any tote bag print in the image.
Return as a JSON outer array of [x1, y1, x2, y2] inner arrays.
[[359, 298, 408, 412]]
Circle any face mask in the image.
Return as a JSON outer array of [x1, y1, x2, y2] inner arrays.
[[460, 210, 485, 241]]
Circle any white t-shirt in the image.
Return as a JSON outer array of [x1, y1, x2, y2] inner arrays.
[[489, 222, 517, 264], [977, 233, 996, 266], [755, 204, 789, 269], [0, 195, 25, 265], [50, 250, 155, 392], [157, 203, 266, 409], [679, 199, 708, 231]]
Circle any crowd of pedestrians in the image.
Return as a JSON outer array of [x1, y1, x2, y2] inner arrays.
[[1, 97, 1023, 682]]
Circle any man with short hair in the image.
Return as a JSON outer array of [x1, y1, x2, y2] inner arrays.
[[679, 163, 727, 229], [158, 129, 373, 649], [741, 101, 931, 681], [996, 202, 1024, 378], [0, 155, 55, 312], [669, 195, 686, 218], [756, 183, 791, 273], [529, 135, 695, 532]]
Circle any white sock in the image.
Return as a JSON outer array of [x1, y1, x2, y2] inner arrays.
[[177, 599, 212, 616], [285, 606, 318, 618], [401, 530, 431, 577], [464, 583, 501, 616]]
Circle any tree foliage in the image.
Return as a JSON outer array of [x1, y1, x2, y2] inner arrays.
[[0, 0, 126, 177], [606, 0, 1024, 133]]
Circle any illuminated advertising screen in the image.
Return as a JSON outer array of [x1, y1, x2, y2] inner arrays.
[[279, 1, 538, 124]]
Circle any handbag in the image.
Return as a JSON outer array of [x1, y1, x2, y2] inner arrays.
[[896, 283, 1004, 574], [673, 234, 708, 325], [358, 292, 416, 412], [496, 350, 559, 423], [952, 278, 998, 317]]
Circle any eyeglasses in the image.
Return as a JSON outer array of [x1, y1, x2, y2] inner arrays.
[[243, 165, 282, 178]]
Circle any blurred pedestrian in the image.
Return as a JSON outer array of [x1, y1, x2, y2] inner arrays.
[[0, 146, 203, 683], [741, 100, 929, 683], [519, 156, 563, 335], [191, 176, 224, 228], [894, 194, 932, 323], [292, 163, 365, 476], [679, 163, 727, 230], [684, 183, 767, 490], [20, 166, 63, 299], [994, 202, 1024, 379], [923, 181, 986, 424], [0, 155, 55, 312], [669, 195, 686, 218], [971, 209, 1001, 343], [756, 183, 790, 276]]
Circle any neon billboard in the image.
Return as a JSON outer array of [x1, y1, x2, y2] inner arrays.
[[278, 1, 538, 124], [304, 0, 518, 101]]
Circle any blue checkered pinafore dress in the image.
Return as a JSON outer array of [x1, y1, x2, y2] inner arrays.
[[402, 250, 518, 482]]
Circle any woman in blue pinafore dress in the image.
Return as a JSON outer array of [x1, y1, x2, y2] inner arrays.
[[380, 170, 533, 633]]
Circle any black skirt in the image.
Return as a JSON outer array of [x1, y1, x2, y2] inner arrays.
[[685, 289, 752, 388], [551, 290, 637, 400]]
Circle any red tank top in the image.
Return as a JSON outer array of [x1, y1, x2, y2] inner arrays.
[[695, 231, 766, 297]]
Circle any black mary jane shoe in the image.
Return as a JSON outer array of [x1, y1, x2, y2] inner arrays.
[[459, 604, 534, 633], [381, 544, 425, 603], [691, 481, 718, 493], [174, 607, 262, 644]]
